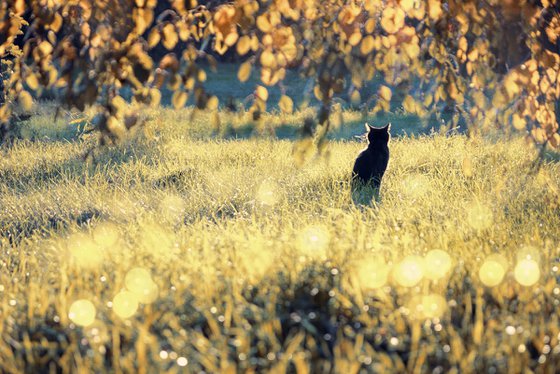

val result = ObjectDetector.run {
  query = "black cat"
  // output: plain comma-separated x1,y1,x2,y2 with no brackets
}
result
351,123,390,204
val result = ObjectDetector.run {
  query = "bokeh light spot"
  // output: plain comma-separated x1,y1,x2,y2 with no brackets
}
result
92,222,120,248
68,233,104,269
516,245,541,263
159,194,186,224
125,268,159,304
424,249,452,280
68,299,96,327
466,202,493,231
256,180,280,206
421,294,447,319
356,259,390,289
401,174,431,199
479,255,507,287
297,225,330,258
394,255,425,287
514,259,540,286
112,291,139,319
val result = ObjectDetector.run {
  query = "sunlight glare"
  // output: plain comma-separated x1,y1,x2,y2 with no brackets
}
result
68,299,96,327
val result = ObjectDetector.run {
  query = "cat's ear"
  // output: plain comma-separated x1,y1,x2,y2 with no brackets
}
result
365,123,374,132
383,123,391,132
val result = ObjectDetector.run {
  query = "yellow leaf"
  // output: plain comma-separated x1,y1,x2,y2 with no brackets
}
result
348,32,362,46
172,91,188,109
350,90,361,106
25,73,39,91
148,28,160,48
49,13,63,33
458,37,467,54
400,0,415,12
256,15,272,33
224,32,238,47
260,49,276,68
365,19,376,34
238,61,252,82
379,85,392,101
504,74,519,98
256,85,268,101
428,0,443,20
38,41,53,57
237,35,251,55
279,95,293,114
314,86,323,101
19,90,33,111
162,24,178,50
512,114,526,131
149,88,161,108
360,35,375,55
198,70,207,82
207,96,219,110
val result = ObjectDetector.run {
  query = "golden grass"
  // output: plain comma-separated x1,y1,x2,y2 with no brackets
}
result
1,107,560,373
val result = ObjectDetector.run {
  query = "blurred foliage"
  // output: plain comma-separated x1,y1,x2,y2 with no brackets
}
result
0,0,560,149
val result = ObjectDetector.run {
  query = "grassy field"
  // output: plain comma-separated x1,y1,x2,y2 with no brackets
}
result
1,105,560,373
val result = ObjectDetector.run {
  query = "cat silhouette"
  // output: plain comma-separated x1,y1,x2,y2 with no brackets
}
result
351,123,390,204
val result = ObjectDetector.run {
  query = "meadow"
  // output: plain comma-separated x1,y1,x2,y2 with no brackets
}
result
1,105,560,373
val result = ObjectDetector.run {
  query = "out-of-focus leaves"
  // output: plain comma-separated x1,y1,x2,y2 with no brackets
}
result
255,86,268,101
162,24,178,50
172,91,188,109
279,95,293,114
19,91,33,111
379,86,392,102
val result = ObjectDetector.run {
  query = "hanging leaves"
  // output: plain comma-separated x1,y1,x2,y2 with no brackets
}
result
0,0,559,151
172,91,188,109
238,61,252,82
279,95,293,114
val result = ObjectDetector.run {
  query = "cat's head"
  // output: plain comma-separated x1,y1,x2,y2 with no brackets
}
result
365,123,391,144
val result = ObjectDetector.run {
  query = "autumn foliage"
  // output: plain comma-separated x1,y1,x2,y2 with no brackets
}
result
1,0,559,148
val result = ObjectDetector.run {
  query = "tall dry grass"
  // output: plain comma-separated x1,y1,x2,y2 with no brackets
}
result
1,107,559,373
